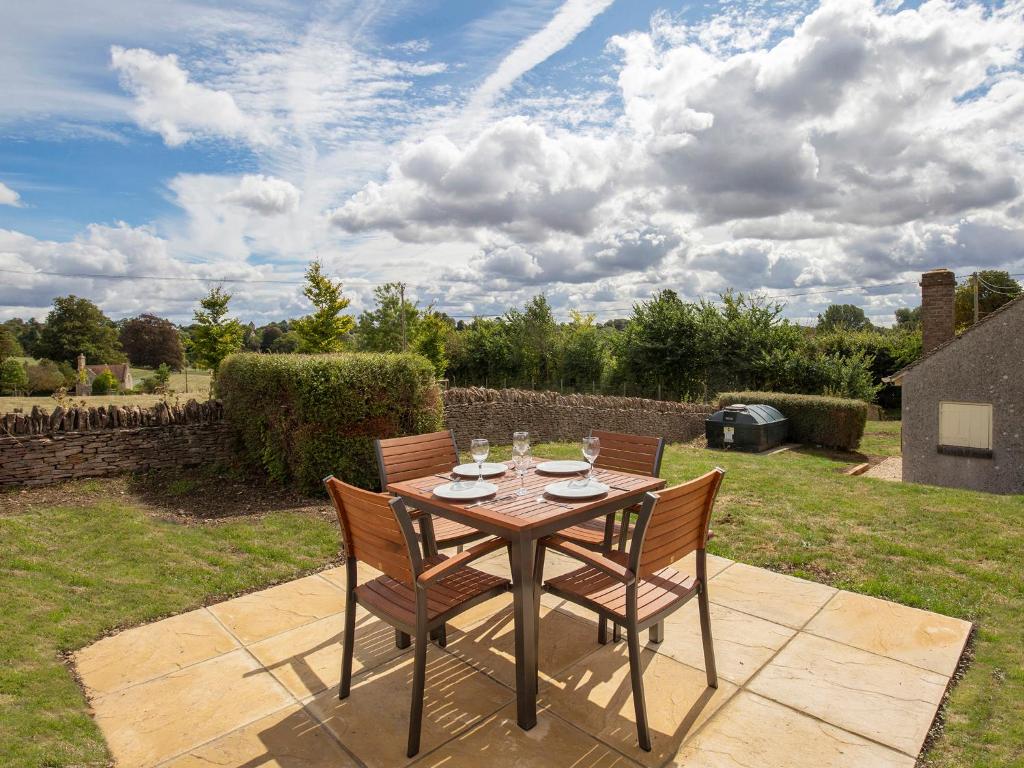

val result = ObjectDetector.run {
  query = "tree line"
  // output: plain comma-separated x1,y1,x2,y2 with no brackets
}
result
2,265,1020,403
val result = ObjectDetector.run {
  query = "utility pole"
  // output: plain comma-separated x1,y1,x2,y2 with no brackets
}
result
399,283,407,352
973,272,979,324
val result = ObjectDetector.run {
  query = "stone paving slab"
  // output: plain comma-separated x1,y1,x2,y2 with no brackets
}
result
75,555,971,767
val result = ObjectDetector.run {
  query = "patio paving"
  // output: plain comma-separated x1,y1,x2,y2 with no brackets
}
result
74,552,971,768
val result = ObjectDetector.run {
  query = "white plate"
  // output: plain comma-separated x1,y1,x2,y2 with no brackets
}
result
536,460,591,475
452,462,507,478
543,479,610,500
433,480,498,501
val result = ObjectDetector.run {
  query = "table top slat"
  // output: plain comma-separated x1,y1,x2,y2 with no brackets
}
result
389,459,665,534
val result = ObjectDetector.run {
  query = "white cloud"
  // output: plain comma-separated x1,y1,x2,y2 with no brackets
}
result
220,175,301,215
110,46,267,146
332,0,1024,315
469,0,615,111
0,182,23,207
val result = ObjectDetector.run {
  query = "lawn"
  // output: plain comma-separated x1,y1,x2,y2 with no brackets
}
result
0,366,212,413
2,431,1022,767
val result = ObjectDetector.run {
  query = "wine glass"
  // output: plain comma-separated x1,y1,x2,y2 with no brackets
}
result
470,438,490,486
582,435,601,483
512,431,530,496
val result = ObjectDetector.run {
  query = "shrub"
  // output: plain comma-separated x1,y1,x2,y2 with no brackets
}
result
90,370,119,395
25,359,65,394
718,390,867,451
218,352,443,493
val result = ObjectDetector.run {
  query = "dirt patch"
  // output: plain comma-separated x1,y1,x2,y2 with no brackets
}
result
863,456,902,481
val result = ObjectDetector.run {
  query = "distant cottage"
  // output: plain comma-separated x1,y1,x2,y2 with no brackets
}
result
75,353,133,395
887,269,1023,494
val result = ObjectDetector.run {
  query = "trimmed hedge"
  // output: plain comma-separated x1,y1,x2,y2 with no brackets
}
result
717,391,867,451
218,352,443,493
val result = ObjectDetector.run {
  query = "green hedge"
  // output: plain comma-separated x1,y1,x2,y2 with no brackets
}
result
718,391,867,451
218,352,443,493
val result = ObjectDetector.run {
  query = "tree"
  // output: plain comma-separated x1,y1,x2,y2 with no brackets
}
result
357,282,418,353
504,294,558,387
955,271,1022,329
894,306,921,331
292,260,356,352
2,318,43,357
260,325,284,351
816,303,872,331
119,314,186,370
189,287,245,373
560,311,605,389
25,360,65,394
412,310,453,377
35,295,124,365
0,326,23,361
0,358,28,395
269,331,301,353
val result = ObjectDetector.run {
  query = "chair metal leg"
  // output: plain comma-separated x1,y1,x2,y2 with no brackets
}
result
598,618,609,645
698,584,718,688
434,624,447,648
626,623,652,752
339,593,356,699
617,511,631,551
649,621,664,644
612,621,622,643
407,628,428,758
395,629,411,649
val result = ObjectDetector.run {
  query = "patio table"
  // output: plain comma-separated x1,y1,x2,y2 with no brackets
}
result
388,461,665,730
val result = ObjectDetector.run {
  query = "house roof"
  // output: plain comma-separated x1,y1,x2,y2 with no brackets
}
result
884,293,1024,384
86,364,130,382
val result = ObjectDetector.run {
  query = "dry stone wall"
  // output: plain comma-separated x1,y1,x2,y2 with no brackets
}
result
1,399,234,488
443,387,713,449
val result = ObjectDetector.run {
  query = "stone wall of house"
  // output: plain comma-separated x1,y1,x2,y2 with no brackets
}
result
0,400,235,488
443,387,713,449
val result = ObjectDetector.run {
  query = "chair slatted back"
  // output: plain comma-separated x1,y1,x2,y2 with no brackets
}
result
633,469,724,578
376,430,459,489
325,476,419,586
591,430,665,477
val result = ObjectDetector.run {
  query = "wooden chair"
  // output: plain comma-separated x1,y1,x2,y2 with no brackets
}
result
376,431,488,554
558,430,665,642
538,468,724,752
324,476,510,758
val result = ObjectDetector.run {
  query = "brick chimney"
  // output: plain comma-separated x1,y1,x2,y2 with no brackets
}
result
920,268,955,355
77,353,86,372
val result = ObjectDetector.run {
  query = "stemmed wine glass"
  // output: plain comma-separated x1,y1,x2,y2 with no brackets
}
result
582,435,601,484
512,431,530,496
470,438,490,486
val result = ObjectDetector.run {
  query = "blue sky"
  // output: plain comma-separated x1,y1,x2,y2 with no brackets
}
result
1,0,1022,325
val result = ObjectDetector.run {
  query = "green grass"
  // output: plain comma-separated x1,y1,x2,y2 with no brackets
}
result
859,419,903,457
0,491,339,767
3,430,1023,767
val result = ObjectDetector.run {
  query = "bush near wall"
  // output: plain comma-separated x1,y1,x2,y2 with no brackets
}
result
718,391,867,451
218,352,443,493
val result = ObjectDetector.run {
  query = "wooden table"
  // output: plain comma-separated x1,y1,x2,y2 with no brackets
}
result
388,462,665,730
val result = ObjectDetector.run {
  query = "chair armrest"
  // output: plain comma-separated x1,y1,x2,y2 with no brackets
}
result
541,535,635,585
417,537,507,586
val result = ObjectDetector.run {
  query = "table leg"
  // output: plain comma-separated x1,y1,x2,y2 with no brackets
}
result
508,536,539,730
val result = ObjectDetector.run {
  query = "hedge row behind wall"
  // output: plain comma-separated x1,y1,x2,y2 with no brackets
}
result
218,352,443,493
718,391,867,451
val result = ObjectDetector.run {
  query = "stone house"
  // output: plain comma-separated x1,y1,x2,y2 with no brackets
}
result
75,353,134,395
887,269,1023,494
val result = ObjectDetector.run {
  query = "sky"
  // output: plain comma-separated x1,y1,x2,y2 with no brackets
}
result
1,0,1023,327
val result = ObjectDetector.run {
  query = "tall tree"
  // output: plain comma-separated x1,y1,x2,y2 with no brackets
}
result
0,326,23,361
504,294,558,387
119,314,186,370
292,260,356,352
357,282,418,353
411,310,453,377
955,271,1022,329
894,306,921,331
560,310,605,388
816,303,872,331
35,295,124,365
189,287,245,373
